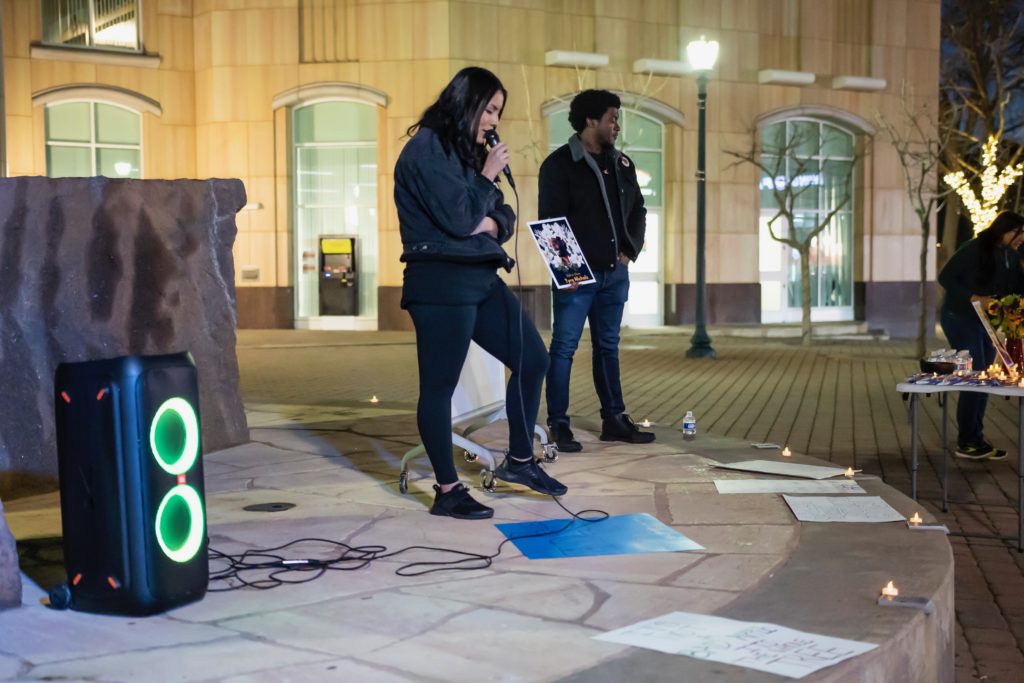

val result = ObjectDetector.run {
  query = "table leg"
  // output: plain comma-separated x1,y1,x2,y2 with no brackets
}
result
1018,397,1023,553
942,395,949,513
911,393,919,501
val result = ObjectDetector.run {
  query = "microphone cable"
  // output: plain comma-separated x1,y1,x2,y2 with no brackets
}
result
207,498,608,589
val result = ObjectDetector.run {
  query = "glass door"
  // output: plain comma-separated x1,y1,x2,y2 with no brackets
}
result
759,120,854,323
293,101,378,329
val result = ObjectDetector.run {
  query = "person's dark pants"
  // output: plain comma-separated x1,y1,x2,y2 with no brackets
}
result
546,263,630,428
407,281,548,486
940,308,996,446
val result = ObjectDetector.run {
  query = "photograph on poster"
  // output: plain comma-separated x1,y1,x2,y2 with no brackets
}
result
527,217,596,289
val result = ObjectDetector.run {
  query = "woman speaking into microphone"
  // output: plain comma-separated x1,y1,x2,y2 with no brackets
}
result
394,66,568,520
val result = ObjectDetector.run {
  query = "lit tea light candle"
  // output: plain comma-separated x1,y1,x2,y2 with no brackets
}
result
369,395,379,403
881,580,899,600
909,512,923,526
845,467,855,478
640,418,651,427
782,446,791,457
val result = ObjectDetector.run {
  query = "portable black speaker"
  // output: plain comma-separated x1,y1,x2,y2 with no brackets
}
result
53,352,208,615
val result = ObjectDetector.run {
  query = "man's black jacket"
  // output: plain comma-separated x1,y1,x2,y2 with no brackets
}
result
538,134,646,271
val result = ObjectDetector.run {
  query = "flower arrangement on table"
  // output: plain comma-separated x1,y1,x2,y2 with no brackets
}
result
985,294,1024,340
986,294,1024,370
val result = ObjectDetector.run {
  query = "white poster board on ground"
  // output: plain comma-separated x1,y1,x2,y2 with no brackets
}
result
594,611,877,679
714,479,866,495
713,460,848,480
450,342,506,422
782,495,905,523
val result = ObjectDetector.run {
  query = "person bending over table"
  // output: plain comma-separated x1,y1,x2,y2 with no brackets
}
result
938,211,1024,461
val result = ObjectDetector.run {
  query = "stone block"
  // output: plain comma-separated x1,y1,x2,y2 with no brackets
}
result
0,177,249,481
0,497,21,609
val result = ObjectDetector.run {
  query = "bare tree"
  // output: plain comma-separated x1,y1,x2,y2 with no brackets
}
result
727,128,865,346
876,84,954,357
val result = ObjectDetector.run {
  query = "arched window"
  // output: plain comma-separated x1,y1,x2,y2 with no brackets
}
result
292,100,378,323
758,119,856,323
547,107,665,327
45,101,142,178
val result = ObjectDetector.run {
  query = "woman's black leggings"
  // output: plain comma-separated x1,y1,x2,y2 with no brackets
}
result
407,280,549,486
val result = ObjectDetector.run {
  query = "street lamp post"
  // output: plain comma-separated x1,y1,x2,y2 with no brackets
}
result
685,36,718,359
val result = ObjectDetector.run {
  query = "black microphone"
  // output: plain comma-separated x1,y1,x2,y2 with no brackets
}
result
483,129,515,188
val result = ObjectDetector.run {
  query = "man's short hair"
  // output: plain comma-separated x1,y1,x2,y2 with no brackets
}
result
568,90,621,133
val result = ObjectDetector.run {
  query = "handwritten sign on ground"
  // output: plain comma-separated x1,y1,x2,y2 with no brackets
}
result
713,460,848,480
714,479,865,495
595,611,877,679
782,495,905,523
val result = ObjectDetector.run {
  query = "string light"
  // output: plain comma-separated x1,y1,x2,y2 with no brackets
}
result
943,136,1024,234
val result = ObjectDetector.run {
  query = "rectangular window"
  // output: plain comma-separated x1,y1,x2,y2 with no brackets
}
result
46,101,142,178
41,0,141,52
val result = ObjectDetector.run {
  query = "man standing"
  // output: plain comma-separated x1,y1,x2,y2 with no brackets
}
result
539,89,654,452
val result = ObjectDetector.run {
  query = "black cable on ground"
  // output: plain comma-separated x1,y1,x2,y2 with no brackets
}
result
208,497,608,590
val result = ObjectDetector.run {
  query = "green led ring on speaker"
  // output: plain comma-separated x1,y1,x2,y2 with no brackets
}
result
149,397,199,475
155,484,205,563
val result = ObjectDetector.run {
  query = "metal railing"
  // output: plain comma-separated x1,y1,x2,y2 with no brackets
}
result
41,0,140,51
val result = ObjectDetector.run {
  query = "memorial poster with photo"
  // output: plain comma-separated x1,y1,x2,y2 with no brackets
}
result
527,217,596,289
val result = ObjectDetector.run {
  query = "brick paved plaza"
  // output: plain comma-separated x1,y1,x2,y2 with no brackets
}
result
236,328,1024,683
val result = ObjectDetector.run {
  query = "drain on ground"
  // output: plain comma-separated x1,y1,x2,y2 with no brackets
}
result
243,502,296,512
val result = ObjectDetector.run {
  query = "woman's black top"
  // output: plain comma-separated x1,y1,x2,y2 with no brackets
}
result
939,238,1024,319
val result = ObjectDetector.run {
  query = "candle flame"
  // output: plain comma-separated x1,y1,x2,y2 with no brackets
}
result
782,446,791,457
845,467,855,477
909,512,923,525
370,395,379,403
882,580,899,598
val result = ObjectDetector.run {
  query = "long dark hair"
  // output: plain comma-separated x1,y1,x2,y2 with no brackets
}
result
976,211,1024,278
406,67,507,171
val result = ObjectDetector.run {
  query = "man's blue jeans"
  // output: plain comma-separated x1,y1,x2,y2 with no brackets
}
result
546,263,630,427
940,308,996,446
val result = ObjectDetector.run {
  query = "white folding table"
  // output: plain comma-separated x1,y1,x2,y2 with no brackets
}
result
897,381,1024,551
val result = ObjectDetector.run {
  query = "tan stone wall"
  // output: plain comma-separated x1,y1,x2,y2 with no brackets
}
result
2,0,942,311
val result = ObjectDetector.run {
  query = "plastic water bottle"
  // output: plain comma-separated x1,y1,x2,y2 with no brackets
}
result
682,411,697,439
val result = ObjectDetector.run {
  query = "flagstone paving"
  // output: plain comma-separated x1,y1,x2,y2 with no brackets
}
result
1,327,1018,681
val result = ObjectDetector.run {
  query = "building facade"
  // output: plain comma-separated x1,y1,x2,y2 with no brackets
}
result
1,0,940,335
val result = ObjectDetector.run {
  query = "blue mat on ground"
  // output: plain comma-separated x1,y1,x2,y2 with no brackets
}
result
495,512,704,560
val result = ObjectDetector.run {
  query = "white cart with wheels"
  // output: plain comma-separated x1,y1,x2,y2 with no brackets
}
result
399,342,557,494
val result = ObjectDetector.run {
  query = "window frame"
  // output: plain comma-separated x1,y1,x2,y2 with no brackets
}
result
45,99,144,179
40,0,143,53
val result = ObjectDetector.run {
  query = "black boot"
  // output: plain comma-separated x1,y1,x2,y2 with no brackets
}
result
430,483,494,520
495,455,568,496
600,413,656,444
549,423,582,453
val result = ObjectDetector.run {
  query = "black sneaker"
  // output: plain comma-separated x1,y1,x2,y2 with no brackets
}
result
600,413,656,444
494,456,568,496
955,442,998,461
549,423,582,453
429,483,494,520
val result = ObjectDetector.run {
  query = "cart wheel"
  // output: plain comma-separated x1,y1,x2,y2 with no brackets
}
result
481,469,496,492
463,451,479,463
543,445,559,463
48,583,71,610
398,470,409,494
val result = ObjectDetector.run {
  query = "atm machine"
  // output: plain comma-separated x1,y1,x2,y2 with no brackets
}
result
319,236,357,316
